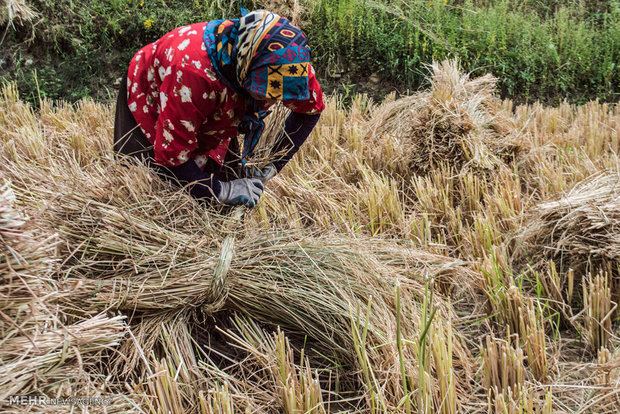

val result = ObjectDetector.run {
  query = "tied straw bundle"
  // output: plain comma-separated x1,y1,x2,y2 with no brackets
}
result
0,182,137,410
366,59,525,178
512,170,620,290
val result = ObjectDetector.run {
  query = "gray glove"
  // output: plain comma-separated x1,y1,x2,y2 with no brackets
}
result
246,163,278,183
217,178,264,208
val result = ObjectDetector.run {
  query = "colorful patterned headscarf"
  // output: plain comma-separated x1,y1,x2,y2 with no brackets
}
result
204,9,311,164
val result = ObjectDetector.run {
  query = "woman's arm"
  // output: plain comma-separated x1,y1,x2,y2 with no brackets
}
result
274,63,325,171
162,159,263,207
271,112,320,172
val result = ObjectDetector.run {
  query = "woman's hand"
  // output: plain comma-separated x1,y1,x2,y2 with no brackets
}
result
217,178,264,208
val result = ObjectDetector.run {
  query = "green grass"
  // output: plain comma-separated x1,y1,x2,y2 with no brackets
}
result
0,0,240,103
307,0,619,104
1,0,619,105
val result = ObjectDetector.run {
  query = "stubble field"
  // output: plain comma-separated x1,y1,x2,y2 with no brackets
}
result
0,60,618,413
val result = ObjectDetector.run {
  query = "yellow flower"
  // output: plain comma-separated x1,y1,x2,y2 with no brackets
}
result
144,18,154,28
139,0,144,6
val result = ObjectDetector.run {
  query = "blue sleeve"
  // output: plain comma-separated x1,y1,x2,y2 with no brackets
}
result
272,112,320,172
157,159,222,200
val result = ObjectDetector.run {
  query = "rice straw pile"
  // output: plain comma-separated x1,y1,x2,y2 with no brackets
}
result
1,55,619,411
366,59,525,177
0,182,137,411
0,80,479,412
39,165,477,406
512,170,620,282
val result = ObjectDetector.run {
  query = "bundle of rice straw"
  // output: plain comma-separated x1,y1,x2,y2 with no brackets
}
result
0,182,137,411
366,59,524,177
3,147,476,408
511,171,620,289
28,162,471,365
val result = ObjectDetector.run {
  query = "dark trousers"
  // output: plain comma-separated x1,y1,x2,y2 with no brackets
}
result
113,78,154,163
113,78,242,182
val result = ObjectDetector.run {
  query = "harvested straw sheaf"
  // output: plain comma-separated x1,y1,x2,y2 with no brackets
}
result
0,182,137,412
512,171,620,273
37,168,476,411
366,59,524,177
33,163,473,367
511,171,620,313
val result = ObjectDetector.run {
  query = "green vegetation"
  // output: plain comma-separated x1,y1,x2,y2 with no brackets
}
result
308,0,619,103
1,0,619,104
0,0,239,103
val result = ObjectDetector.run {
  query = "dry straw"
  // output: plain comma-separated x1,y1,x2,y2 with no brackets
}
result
366,59,524,178
1,0,38,27
0,79,476,411
583,270,616,351
1,52,619,411
0,182,137,411
512,170,620,307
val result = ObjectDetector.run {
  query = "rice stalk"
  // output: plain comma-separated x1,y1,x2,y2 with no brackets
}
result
582,270,616,351
395,281,412,414
519,300,550,382
350,298,387,412
274,329,326,414
199,383,238,414
217,315,326,413
489,385,553,414
430,312,456,414
481,334,526,400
